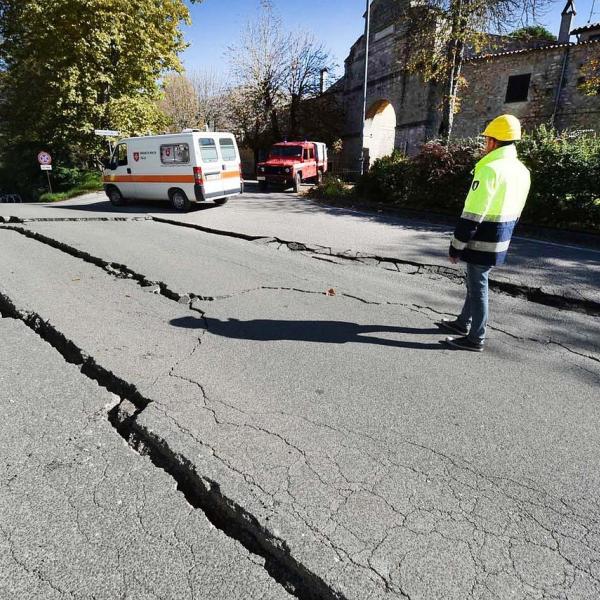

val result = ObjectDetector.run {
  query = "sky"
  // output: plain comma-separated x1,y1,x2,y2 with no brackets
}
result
181,0,599,77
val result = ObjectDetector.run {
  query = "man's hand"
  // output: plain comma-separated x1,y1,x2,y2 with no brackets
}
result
449,255,460,265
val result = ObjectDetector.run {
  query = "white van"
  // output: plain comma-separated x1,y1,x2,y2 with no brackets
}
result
103,131,243,211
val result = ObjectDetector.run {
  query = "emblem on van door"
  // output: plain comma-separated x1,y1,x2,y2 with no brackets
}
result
133,152,140,162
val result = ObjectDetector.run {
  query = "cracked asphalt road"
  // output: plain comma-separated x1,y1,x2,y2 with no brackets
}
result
1,198,599,599
1,188,599,307
0,319,293,600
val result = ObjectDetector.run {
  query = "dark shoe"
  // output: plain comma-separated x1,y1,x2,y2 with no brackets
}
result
443,336,484,352
437,319,469,336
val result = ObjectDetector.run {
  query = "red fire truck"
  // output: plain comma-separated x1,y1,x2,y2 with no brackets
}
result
257,141,328,192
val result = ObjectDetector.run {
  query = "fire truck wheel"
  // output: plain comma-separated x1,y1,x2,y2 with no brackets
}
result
170,189,190,212
293,173,302,193
107,186,125,207
214,197,229,206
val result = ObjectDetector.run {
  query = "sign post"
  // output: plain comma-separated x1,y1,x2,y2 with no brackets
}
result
37,151,53,194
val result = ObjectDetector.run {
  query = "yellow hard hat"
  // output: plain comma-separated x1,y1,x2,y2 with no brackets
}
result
482,114,522,141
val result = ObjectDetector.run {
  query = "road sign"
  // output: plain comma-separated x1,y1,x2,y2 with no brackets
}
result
37,151,52,165
94,129,120,137
40,164,52,171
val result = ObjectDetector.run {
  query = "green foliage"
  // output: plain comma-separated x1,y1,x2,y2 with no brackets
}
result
517,126,600,230
307,174,353,201
0,0,200,197
354,151,411,201
509,25,555,42
351,127,599,232
579,58,600,96
39,169,102,202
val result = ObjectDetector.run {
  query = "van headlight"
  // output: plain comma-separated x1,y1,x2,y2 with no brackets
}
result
285,168,291,173
259,166,265,172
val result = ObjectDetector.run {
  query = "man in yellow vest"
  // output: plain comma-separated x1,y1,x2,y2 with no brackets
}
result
439,114,531,352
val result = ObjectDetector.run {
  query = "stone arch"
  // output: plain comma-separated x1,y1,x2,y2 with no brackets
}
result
364,99,397,163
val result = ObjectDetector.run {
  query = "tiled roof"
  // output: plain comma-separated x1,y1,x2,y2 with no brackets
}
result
466,38,600,62
571,22,600,34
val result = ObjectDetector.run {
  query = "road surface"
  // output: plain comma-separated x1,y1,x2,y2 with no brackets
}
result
0,190,599,599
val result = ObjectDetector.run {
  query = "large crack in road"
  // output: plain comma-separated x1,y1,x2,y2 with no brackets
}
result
3,214,599,316
1,221,599,599
0,293,346,600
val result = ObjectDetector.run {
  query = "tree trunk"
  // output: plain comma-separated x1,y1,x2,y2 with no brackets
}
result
438,0,466,142
289,93,301,139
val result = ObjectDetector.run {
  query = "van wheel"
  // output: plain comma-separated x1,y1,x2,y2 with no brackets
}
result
108,186,125,207
214,197,229,206
293,173,302,193
170,189,190,212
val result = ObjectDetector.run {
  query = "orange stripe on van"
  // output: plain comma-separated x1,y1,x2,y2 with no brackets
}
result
222,171,241,179
103,175,196,184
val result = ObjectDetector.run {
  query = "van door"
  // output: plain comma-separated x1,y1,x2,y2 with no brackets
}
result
106,142,137,199
198,137,223,199
219,137,242,196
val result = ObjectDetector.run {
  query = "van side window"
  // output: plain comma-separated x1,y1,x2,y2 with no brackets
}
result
114,144,128,167
309,148,315,160
219,138,237,162
303,149,309,160
160,144,190,165
199,138,219,163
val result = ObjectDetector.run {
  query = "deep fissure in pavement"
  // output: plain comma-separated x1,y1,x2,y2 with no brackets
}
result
149,217,600,317
5,224,599,366
0,292,348,600
5,219,599,316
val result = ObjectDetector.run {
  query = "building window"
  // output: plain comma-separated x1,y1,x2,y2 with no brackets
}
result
505,74,531,103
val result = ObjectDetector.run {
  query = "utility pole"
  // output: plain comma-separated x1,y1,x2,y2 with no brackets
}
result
359,0,372,176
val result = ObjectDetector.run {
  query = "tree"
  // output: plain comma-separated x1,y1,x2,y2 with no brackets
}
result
509,24,555,41
189,69,229,131
159,73,202,132
405,0,554,141
226,2,334,154
227,5,288,145
579,59,600,96
285,31,334,138
0,0,201,193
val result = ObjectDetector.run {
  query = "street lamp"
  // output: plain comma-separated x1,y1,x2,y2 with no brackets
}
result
359,0,373,176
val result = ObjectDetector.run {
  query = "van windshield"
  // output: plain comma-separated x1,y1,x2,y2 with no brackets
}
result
270,146,303,158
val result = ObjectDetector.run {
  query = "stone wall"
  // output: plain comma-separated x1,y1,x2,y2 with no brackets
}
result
455,41,600,138
335,0,600,171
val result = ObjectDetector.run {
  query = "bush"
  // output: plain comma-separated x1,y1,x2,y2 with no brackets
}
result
404,139,480,214
354,150,410,202
307,174,354,201
518,126,600,230
39,169,103,202
353,127,600,232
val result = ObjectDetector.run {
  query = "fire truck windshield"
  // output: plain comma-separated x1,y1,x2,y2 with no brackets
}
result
270,146,303,158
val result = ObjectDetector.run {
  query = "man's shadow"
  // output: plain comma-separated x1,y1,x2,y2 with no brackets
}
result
170,316,444,350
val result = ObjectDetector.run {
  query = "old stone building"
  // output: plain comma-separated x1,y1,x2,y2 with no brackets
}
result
335,0,600,170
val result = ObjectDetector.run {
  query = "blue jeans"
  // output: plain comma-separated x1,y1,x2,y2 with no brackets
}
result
456,263,492,344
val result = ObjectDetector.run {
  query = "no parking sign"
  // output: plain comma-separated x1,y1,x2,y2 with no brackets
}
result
37,151,52,166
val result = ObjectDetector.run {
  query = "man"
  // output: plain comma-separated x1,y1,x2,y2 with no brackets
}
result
439,114,531,352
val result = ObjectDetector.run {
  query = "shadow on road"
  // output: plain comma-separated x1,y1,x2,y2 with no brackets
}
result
50,198,220,214
170,316,445,350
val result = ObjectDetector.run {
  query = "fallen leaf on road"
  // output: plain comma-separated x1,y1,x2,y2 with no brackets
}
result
326,288,336,296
